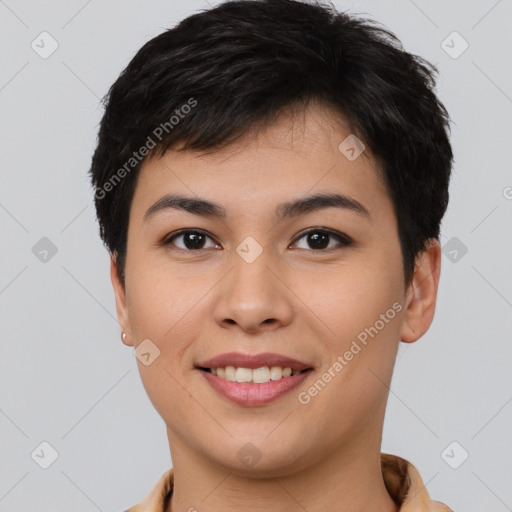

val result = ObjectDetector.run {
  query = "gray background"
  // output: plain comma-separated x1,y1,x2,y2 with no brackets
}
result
0,0,511,511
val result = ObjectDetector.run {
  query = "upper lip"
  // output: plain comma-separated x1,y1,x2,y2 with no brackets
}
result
195,352,313,372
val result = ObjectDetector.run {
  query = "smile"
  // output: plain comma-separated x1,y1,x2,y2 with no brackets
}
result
197,366,313,406
199,365,308,383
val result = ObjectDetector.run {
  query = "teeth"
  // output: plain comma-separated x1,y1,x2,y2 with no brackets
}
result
225,366,236,381
235,367,253,383
208,365,303,383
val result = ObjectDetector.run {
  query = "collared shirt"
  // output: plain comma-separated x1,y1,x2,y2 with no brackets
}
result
124,452,453,512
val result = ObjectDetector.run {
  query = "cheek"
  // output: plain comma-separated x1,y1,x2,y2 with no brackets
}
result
124,257,205,418
125,249,202,341
298,270,401,440
301,254,403,394
303,254,401,339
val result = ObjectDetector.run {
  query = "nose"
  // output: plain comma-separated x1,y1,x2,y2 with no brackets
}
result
212,248,294,334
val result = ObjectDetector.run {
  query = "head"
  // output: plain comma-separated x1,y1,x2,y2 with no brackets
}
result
89,0,452,474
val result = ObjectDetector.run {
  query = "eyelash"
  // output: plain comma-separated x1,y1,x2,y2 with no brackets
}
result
163,228,352,252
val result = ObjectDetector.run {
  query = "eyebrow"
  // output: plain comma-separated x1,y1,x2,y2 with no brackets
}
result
143,192,371,223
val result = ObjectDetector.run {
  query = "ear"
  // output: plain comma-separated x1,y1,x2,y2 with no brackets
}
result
110,252,133,347
400,238,442,344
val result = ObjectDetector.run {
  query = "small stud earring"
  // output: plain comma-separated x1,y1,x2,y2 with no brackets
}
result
121,331,127,341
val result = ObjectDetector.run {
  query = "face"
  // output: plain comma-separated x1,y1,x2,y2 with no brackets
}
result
112,102,440,475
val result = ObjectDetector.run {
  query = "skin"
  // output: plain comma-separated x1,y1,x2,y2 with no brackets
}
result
111,101,441,512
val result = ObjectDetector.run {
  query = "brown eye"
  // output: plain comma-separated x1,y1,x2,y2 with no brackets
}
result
165,230,219,251
292,229,352,251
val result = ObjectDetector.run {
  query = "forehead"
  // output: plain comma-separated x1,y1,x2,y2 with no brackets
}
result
132,102,391,222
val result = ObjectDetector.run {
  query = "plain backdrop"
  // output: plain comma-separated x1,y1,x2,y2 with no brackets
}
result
0,1,511,511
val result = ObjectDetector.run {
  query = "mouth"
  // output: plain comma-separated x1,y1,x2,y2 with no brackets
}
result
194,351,314,383
194,352,314,406
196,366,313,406
197,366,312,384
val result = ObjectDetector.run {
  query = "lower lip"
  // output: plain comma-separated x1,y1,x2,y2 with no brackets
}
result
197,369,312,406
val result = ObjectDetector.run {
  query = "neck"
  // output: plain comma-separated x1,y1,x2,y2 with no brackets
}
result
165,431,399,512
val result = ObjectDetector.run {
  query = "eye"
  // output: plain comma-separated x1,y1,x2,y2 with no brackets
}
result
291,228,352,251
163,227,352,252
163,229,220,251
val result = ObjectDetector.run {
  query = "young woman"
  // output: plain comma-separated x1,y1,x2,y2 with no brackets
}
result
89,1,454,510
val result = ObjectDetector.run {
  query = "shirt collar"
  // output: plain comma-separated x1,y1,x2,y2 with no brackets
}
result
125,453,452,512
380,453,452,511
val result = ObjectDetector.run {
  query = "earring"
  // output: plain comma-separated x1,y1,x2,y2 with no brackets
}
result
121,331,127,342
